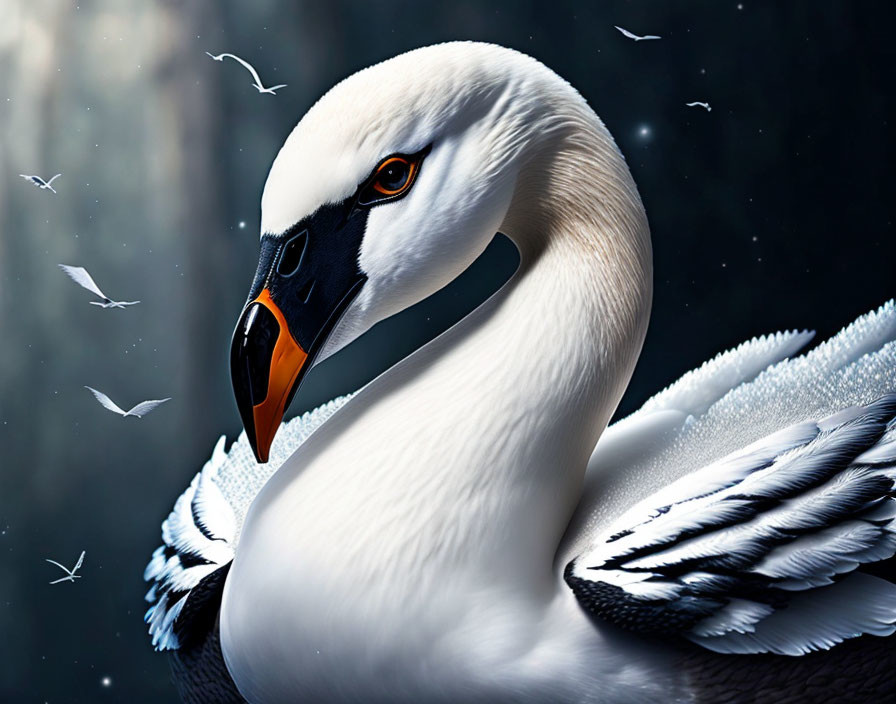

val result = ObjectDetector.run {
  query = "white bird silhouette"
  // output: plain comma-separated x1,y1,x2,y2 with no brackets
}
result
686,101,712,112
205,52,287,94
84,387,170,419
614,26,661,41
58,264,140,309
46,550,85,585
20,173,61,193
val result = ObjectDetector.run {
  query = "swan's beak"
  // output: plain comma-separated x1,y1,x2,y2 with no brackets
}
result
230,289,308,463
230,204,368,463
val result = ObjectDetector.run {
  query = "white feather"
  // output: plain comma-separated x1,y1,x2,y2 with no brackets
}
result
144,395,352,650
690,573,896,655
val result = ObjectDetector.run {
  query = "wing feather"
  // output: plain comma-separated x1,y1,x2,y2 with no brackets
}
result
126,398,171,417
564,301,896,564
84,386,126,415
566,395,896,655
217,52,264,87
59,264,108,301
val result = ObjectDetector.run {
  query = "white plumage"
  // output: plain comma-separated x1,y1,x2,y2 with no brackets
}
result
569,395,896,655
144,399,349,650
143,43,896,702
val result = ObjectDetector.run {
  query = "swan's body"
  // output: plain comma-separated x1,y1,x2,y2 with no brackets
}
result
144,43,896,703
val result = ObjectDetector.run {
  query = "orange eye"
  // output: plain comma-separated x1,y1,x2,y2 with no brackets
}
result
357,146,430,207
371,157,416,195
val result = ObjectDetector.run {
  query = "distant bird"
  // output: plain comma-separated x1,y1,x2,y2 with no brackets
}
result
20,173,61,193
46,550,85,585
686,101,712,112
614,26,661,41
84,387,170,419
58,264,140,309
205,52,287,94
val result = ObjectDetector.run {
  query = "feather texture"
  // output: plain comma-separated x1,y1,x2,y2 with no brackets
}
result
143,395,351,650
567,395,896,655
567,301,896,555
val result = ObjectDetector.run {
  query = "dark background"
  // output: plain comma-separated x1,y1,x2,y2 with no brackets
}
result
0,1,893,701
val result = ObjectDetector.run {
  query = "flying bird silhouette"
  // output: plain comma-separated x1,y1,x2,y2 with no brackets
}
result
46,550,85,585
686,101,712,111
84,387,170,419
58,264,140,309
205,52,287,94
614,26,661,41
20,173,61,193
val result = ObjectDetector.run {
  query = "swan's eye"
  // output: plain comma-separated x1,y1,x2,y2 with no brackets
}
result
374,158,411,194
357,147,429,206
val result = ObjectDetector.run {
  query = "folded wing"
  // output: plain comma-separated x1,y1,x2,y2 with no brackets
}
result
565,301,896,656
566,395,896,655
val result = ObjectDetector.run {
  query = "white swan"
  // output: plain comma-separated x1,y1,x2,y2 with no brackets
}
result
144,43,896,703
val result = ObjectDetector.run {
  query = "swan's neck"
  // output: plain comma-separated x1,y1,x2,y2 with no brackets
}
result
223,91,653,700
480,112,653,571
503,111,653,439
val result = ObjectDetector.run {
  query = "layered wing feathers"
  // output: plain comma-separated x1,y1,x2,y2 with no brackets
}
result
567,395,896,655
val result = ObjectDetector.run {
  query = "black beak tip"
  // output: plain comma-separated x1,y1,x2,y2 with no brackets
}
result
230,303,275,464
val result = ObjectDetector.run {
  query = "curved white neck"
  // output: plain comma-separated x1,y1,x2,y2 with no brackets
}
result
234,97,652,594
222,91,653,702
487,110,653,573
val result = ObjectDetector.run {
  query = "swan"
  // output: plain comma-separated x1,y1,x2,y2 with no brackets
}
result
144,43,896,703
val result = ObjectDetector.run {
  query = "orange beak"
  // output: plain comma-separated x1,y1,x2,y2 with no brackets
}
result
230,208,368,463
231,288,309,463
251,289,308,462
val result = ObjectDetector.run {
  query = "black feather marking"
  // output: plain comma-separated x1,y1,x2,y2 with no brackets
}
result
172,562,232,649
565,562,723,634
567,396,896,643
191,492,227,544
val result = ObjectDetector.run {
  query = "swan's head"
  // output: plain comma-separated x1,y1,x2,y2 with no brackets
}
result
230,42,631,462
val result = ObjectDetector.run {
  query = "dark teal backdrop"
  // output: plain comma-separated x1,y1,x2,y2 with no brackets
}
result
0,2,892,701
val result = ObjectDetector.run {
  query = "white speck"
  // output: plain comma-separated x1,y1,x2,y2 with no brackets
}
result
238,221,246,229
101,676,112,687
637,125,652,140
737,3,744,9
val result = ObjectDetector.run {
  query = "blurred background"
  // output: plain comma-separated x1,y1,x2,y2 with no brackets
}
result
0,1,893,701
